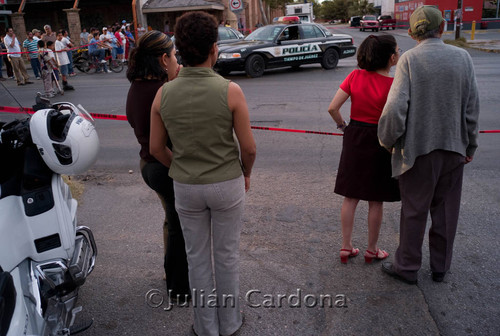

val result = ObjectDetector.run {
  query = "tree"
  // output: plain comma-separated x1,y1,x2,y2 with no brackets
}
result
258,0,269,25
350,0,376,16
321,0,350,21
266,0,288,9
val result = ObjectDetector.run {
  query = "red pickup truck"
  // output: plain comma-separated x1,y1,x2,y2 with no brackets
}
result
360,15,379,32
378,15,396,30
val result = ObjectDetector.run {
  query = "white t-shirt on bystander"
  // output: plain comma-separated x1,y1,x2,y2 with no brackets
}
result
55,40,69,65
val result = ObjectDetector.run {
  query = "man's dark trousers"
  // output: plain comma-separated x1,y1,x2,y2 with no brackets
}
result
393,150,465,282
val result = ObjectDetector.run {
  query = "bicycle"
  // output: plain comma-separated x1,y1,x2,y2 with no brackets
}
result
74,48,123,73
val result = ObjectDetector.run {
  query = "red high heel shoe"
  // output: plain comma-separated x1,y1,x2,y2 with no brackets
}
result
340,248,359,264
364,249,389,264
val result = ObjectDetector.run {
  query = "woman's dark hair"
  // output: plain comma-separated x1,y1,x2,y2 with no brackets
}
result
357,34,397,71
126,30,174,82
174,11,218,66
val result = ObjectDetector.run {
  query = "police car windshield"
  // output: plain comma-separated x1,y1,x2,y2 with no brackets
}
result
245,25,283,41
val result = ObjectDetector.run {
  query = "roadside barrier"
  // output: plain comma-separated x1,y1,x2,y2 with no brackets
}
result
1,106,498,135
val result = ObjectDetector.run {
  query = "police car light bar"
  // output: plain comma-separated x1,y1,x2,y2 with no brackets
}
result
274,16,301,24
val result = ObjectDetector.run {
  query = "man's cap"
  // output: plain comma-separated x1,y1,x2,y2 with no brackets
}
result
122,20,126,23
410,6,445,36
32,29,41,34
103,27,108,30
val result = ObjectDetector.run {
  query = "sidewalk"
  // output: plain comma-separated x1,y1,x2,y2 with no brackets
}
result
368,26,500,53
443,29,500,53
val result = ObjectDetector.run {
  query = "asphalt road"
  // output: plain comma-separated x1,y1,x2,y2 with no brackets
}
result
1,27,499,336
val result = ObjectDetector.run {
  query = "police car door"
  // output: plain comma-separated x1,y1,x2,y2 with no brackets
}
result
272,25,303,67
297,25,325,64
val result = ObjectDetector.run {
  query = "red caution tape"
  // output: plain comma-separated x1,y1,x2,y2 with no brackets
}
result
251,125,343,136
0,41,100,56
0,106,499,134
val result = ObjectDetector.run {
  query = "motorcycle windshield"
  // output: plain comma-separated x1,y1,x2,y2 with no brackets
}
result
76,104,95,125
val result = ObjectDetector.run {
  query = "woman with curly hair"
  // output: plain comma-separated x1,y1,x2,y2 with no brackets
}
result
125,30,189,300
150,12,256,336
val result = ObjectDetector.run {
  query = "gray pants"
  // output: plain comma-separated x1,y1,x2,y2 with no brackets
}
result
174,175,244,336
394,150,465,281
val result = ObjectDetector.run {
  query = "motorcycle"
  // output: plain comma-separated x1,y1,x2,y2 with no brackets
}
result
0,94,100,336
72,49,89,73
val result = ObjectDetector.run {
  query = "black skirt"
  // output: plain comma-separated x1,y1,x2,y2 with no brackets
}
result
334,120,400,202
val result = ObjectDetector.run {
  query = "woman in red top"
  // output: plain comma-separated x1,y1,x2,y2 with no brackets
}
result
328,35,401,264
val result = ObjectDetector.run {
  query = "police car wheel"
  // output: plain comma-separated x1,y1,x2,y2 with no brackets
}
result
321,48,339,70
245,54,265,78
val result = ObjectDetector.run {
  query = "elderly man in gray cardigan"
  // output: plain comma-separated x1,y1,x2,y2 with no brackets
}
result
377,6,480,284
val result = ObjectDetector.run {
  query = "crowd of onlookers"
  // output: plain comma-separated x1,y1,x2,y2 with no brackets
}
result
0,20,143,97
82,20,142,66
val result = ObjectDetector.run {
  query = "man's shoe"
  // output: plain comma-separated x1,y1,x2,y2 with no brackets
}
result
17,83,25,86
25,81,34,84
63,84,74,91
100,60,107,64
432,272,446,282
36,77,41,80
381,262,417,285
106,70,112,73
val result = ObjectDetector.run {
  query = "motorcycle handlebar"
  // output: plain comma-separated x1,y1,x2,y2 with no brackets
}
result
0,119,32,149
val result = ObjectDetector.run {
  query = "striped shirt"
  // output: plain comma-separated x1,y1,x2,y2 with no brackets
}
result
23,38,39,59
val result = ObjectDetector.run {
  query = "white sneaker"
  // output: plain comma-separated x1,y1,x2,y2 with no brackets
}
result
106,70,112,73
100,60,107,64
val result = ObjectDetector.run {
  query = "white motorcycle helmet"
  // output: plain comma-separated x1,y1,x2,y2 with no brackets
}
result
30,102,100,175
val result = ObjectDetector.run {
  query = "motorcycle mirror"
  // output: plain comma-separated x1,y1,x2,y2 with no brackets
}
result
33,92,52,112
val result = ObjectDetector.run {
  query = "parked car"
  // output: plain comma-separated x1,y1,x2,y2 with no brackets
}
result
349,16,361,27
215,20,357,78
360,15,379,32
217,26,245,45
172,27,244,65
378,15,396,30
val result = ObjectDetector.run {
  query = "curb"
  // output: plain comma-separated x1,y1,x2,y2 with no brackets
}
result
468,45,500,53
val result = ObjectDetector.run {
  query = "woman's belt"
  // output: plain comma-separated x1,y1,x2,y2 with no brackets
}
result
349,119,378,128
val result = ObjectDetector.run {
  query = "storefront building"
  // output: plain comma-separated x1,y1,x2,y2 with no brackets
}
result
394,0,500,29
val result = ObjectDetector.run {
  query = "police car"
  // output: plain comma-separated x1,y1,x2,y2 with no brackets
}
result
215,17,357,78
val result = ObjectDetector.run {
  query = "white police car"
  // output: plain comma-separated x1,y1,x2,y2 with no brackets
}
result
215,17,357,77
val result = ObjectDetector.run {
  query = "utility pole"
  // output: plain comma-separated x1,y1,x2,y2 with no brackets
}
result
455,0,462,40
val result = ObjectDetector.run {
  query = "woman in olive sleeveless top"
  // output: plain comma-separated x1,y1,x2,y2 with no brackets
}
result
150,12,256,336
